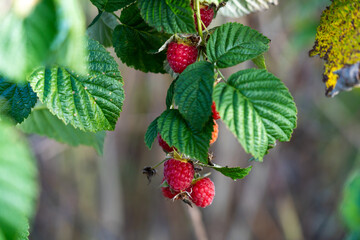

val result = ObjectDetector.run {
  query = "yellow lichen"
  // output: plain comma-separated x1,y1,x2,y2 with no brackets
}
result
310,0,360,96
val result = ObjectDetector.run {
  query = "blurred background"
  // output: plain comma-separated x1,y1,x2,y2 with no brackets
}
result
27,0,360,239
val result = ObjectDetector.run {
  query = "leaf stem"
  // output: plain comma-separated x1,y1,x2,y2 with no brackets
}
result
215,66,226,81
33,105,48,111
111,12,121,22
195,0,203,39
87,11,103,29
193,161,221,169
201,21,209,34
151,158,168,169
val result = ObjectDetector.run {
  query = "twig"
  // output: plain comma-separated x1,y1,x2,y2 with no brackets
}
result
186,206,209,240
194,0,203,39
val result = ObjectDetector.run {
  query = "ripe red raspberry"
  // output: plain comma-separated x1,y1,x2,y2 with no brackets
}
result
167,42,198,74
162,186,178,199
161,179,179,199
210,120,218,145
189,177,215,208
157,134,177,153
164,159,195,191
212,101,220,120
193,5,215,31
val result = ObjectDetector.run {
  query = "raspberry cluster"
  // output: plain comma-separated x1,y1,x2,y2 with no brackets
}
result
149,0,219,208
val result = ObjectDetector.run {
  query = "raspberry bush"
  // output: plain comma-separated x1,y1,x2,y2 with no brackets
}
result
143,0,296,207
0,0,298,238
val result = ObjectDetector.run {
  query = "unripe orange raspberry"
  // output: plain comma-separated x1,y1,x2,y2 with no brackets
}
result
210,120,218,145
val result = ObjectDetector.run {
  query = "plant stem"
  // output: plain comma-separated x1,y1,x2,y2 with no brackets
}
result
187,206,209,240
195,0,203,39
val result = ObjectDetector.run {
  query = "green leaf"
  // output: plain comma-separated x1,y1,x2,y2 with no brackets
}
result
213,69,297,160
0,0,86,81
0,119,38,240
207,22,270,68
87,12,119,48
252,54,267,70
19,108,106,155
228,69,297,143
211,165,252,180
0,0,56,81
157,109,213,163
174,62,215,130
341,171,360,232
213,82,268,159
166,79,177,109
0,76,37,124
90,0,136,12
113,4,170,73
29,38,124,132
52,0,87,74
144,117,159,149
138,0,196,34
15,220,30,240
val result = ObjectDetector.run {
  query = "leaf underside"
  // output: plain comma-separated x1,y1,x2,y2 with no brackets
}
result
219,0,279,18
87,12,119,48
19,108,106,155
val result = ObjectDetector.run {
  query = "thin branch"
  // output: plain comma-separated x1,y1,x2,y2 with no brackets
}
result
186,206,209,240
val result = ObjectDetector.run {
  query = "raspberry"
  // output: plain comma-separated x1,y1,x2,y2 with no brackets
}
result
157,134,177,153
210,120,218,145
167,42,198,74
189,177,215,208
193,5,215,31
164,159,195,191
212,101,220,120
161,179,179,199
162,186,178,199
